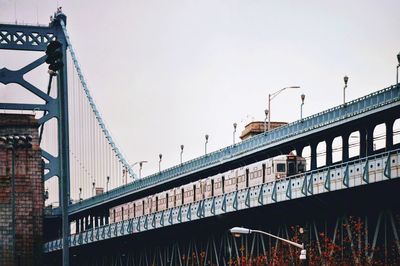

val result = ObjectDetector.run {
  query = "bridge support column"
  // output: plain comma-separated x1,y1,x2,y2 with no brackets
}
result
75,219,79,234
360,129,367,158
80,218,84,232
85,216,89,230
367,126,374,155
310,142,317,170
342,133,350,162
296,146,303,157
326,138,333,166
386,119,394,150
360,126,375,157
95,215,99,228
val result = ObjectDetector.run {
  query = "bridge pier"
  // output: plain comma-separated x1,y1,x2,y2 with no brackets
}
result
310,142,317,170
326,137,333,166
342,132,350,162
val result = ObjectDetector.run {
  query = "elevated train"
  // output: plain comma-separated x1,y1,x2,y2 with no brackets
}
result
110,154,306,223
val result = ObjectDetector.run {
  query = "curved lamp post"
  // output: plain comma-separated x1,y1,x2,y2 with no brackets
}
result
300,94,305,120
268,86,300,130
130,160,148,179
230,227,306,262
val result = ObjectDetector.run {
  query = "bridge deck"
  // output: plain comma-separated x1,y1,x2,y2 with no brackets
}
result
44,148,400,252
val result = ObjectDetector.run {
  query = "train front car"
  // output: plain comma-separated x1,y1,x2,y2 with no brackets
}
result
286,153,306,177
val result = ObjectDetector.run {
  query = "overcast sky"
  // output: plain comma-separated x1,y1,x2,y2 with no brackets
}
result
1,0,400,180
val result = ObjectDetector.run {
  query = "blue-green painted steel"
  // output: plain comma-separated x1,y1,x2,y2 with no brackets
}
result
258,185,264,205
343,164,349,187
301,175,307,196
324,168,331,191
384,155,391,178
363,160,369,184
307,173,314,195
44,149,400,252
245,189,251,207
232,191,238,210
61,84,400,216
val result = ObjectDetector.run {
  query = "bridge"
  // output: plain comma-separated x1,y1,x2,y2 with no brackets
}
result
1,10,400,266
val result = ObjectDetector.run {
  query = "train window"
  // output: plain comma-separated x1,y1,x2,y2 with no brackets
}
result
121,207,124,218
222,176,225,193
277,163,286,172
113,209,116,223
246,169,249,187
181,189,184,204
133,204,136,217
166,194,169,209
142,200,145,215
193,185,196,201
211,180,214,197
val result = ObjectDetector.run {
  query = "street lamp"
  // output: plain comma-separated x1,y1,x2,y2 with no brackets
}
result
264,109,269,133
268,86,300,131
397,52,400,84
0,135,32,266
343,76,349,104
230,227,306,262
130,161,148,179
180,145,184,164
300,94,305,120
106,176,110,192
159,154,162,172
205,134,209,155
233,123,237,145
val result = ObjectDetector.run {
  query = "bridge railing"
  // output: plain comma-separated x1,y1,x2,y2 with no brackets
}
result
44,148,400,252
65,84,399,214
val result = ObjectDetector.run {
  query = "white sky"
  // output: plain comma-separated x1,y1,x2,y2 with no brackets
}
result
1,0,400,179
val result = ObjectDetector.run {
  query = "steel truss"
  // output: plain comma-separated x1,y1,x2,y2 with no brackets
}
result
62,209,400,265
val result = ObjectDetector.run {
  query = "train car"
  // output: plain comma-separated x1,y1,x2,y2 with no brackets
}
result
134,198,144,218
144,196,153,215
166,188,176,209
212,174,224,196
224,170,237,193
195,179,207,201
204,177,214,198
151,195,158,213
128,202,135,219
157,191,168,212
113,205,123,223
182,182,196,204
122,203,129,221
248,161,264,187
236,167,247,190
175,186,184,207
109,206,116,223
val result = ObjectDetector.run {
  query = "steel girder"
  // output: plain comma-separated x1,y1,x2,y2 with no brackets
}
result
48,209,400,265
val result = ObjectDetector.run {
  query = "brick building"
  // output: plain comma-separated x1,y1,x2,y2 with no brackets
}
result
0,114,44,266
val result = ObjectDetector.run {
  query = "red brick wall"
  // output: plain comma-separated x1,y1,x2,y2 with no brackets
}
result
0,114,43,266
